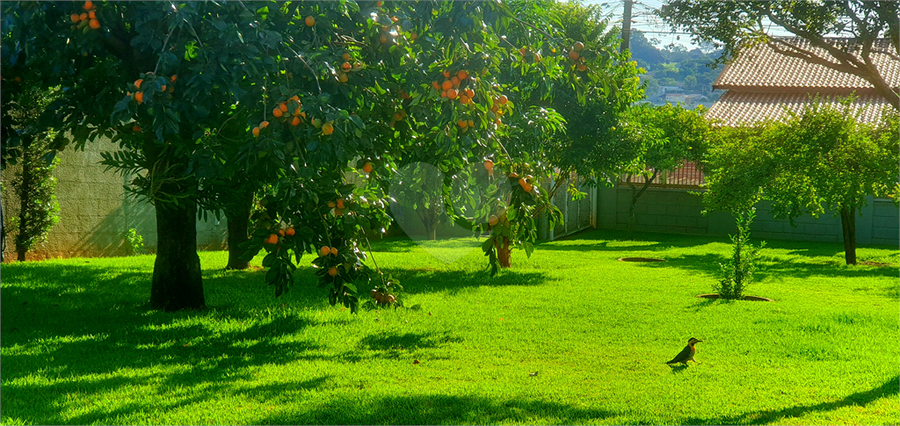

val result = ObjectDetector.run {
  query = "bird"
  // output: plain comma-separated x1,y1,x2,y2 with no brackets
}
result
666,337,703,365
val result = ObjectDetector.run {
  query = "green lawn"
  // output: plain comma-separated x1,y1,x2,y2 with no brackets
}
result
1,229,897,425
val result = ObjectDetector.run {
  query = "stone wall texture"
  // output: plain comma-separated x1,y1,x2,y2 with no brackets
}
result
2,138,227,261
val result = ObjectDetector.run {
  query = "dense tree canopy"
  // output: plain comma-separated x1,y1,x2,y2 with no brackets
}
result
2,0,639,311
702,99,899,265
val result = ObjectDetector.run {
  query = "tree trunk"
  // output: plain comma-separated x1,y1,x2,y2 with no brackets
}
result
496,237,511,268
839,204,857,265
627,170,658,240
15,142,32,262
224,188,254,270
150,199,205,311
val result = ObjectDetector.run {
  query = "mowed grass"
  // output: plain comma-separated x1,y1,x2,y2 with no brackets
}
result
1,229,897,425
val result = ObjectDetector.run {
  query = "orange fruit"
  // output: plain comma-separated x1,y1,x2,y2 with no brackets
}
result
447,88,458,100
379,34,388,44
336,199,345,209
330,247,338,255
519,178,533,192
84,0,94,10
574,41,585,52
286,227,295,236
171,75,177,83
71,13,81,22
305,16,315,27
266,234,279,245
252,127,260,137
341,61,352,71
409,32,418,40
489,215,499,226
442,70,451,78
322,122,334,135
457,70,468,80
327,201,336,208
457,119,467,128
89,10,96,19
260,120,269,129
577,63,587,72
440,90,447,98
291,116,301,126
393,112,403,121
134,79,143,89
320,246,330,257
273,107,283,118
441,80,453,91
451,76,460,86
338,72,348,83
362,162,374,173
328,267,338,277
465,88,475,98
278,229,285,237
160,84,166,92
279,102,288,112
342,52,351,61
376,0,383,6
80,12,88,21
459,95,470,104
467,119,474,128
483,159,494,171
133,125,142,132
568,50,579,60
334,208,343,216
432,81,440,90
134,92,144,104
498,94,508,105
509,172,519,179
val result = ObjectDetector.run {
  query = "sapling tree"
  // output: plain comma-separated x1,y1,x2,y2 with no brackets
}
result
716,208,765,299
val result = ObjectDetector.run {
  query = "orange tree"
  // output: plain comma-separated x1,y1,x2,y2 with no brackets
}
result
3,0,630,312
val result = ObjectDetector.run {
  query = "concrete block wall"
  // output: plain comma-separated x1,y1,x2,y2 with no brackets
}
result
598,186,899,246
2,138,228,261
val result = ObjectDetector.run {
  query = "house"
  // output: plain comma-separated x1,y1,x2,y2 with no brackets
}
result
706,37,899,125
600,37,898,245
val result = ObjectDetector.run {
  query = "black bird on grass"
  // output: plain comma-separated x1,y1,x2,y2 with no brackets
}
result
667,337,702,365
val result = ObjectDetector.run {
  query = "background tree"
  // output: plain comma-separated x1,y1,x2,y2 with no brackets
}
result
702,99,899,265
617,103,709,237
1,82,62,261
657,0,900,110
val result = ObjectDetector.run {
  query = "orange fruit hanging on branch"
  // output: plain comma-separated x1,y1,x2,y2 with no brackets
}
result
305,16,315,27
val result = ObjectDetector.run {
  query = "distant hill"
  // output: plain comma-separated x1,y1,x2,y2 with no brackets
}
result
628,31,724,108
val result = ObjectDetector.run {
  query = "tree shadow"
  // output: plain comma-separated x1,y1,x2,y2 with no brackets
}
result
1,261,330,424
683,375,899,425
253,394,629,425
382,268,551,295
648,252,899,283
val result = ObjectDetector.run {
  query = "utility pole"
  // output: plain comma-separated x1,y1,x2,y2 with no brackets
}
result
620,0,633,53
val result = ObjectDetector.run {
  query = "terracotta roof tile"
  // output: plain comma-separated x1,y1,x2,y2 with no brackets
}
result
712,37,900,91
706,91,892,126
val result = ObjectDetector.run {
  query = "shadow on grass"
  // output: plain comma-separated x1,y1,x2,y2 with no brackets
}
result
383,268,551,295
254,394,624,424
683,375,899,425
641,252,899,283
0,262,333,424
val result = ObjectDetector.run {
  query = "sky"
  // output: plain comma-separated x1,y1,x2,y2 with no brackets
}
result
586,0,701,50
586,0,797,52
